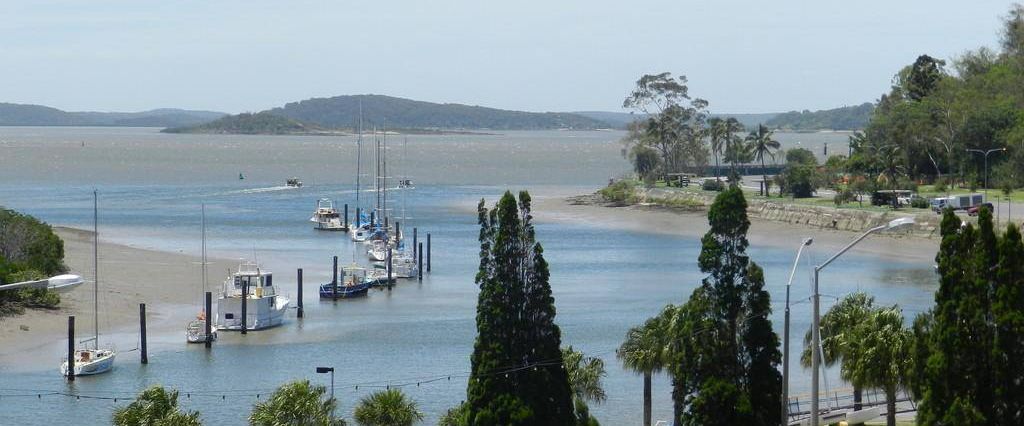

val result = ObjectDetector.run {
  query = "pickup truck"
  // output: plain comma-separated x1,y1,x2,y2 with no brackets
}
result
968,203,994,216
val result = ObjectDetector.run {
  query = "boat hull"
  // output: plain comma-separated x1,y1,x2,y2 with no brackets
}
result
319,283,370,299
60,350,115,376
215,295,289,331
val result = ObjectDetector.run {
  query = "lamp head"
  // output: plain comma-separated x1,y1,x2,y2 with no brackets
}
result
802,238,813,246
886,217,915,230
316,367,333,374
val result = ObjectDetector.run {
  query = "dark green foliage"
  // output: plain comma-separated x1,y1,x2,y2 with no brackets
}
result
668,186,781,426
906,55,946,101
438,402,469,426
467,192,574,426
0,209,65,316
629,144,662,182
785,148,817,166
764,103,874,131
781,165,818,198
248,380,344,426
269,94,606,130
910,197,930,209
746,125,780,196
164,112,314,135
597,180,638,205
701,179,724,192
623,73,710,175
353,389,422,426
993,224,1024,424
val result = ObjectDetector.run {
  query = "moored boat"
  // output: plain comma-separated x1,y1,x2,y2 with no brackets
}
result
215,261,290,331
311,198,347,231
320,264,370,299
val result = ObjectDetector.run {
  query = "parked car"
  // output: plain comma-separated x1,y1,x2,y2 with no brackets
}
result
968,202,994,216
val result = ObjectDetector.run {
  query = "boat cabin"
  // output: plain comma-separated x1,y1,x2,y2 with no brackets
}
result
222,262,277,299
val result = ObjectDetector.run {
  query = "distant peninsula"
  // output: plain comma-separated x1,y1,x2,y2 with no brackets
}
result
0,103,226,128
764,102,873,131
162,112,322,135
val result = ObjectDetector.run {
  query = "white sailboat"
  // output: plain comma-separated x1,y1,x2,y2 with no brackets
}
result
187,205,217,343
61,190,116,377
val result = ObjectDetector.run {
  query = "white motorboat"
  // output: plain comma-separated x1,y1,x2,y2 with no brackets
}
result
61,190,116,377
286,177,303,188
215,261,290,331
310,198,346,231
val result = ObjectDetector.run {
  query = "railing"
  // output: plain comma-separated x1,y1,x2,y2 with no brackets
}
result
787,388,916,423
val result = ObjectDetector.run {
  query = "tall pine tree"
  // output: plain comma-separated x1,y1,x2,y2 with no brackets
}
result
466,191,575,426
993,224,1024,424
670,185,781,426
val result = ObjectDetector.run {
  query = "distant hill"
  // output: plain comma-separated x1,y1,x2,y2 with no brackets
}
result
573,111,778,131
765,103,874,131
0,103,226,127
163,112,317,135
267,94,607,130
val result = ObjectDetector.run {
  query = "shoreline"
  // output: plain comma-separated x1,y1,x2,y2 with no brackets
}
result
532,194,940,265
0,227,235,371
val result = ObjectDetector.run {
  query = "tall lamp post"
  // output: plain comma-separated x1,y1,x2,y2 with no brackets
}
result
966,148,1006,196
316,366,335,400
810,217,915,426
782,237,813,425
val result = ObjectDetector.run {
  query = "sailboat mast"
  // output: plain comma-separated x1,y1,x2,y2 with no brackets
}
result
202,204,207,301
382,120,388,233
93,189,99,347
356,103,362,212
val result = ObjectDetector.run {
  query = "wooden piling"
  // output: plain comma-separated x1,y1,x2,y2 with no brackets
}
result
418,242,423,281
67,316,75,381
204,292,212,348
241,279,248,335
139,303,148,364
386,247,393,288
395,221,400,241
297,268,304,318
371,211,376,227
427,233,432,273
344,204,349,229
332,256,338,299
413,228,418,259
356,207,361,227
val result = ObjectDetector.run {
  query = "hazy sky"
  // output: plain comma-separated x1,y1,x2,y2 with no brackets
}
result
1,1,1015,114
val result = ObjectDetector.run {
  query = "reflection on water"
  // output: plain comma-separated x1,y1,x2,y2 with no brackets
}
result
0,127,921,425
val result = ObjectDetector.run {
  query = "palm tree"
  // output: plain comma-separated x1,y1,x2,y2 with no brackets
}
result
563,346,607,404
353,389,423,426
801,292,875,416
847,307,912,426
249,380,345,426
722,118,745,179
617,306,672,426
113,386,201,426
437,402,468,426
746,124,781,196
707,118,726,181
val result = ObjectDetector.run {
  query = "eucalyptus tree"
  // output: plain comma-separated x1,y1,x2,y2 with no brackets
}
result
623,72,709,176
745,124,781,196
113,386,201,426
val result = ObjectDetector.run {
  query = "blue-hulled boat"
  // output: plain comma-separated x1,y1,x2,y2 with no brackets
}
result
319,264,370,299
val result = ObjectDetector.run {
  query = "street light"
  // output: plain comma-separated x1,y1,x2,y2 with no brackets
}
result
965,148,1007,195
810,217,915,426
316,367,335,400
782,237,813,425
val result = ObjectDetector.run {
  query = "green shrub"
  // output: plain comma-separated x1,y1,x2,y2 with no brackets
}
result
911,197,930,209
702,179,725,192
933,178,948,193
833,189,856,206
598,180,639,204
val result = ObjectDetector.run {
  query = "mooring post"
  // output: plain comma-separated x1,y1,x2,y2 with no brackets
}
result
67,316,75,381
241,279,248,335
418,242,424,281
395,221,400,242
297,268,304,318
204,292,212,348
427,233,432,273
413,228,418,259
356,207,361,228
384,216,389,229
140,303,148,364
343,204,349,229
332,256,338,299
370,211,376,228
386,247,393,289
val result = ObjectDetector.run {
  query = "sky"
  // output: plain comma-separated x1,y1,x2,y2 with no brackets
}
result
0,1,1016,114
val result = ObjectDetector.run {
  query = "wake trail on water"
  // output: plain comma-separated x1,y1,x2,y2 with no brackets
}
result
223,185,298,195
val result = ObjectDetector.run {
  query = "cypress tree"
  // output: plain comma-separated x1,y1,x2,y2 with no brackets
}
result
993,224,1024,424
671,185,781,425
466,191,574,426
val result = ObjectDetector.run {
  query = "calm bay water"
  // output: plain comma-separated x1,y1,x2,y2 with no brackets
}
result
0,127,927,425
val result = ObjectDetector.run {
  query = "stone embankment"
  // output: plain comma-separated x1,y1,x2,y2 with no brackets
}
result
579,187,944,238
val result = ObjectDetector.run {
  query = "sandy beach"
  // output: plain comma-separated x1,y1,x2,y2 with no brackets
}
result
0,227,234,370
532,194,941,265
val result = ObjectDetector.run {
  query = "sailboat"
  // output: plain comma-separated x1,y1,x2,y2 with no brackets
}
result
61,190,116,377
187,205,217,343
350,107,373,242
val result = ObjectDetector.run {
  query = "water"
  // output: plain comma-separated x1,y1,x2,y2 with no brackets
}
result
0,127,926,425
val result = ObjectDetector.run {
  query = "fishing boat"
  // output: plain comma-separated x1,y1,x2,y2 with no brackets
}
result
187,205,217,344
61,191,116,377
286,177,303,188
215,261,290,331
310,198,346,231
319,264,370,299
